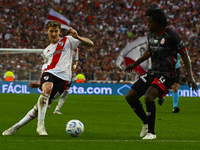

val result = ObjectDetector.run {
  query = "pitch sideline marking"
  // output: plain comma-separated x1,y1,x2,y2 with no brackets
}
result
1,139,200,143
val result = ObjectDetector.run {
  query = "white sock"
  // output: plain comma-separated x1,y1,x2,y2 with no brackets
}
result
13,105,38,130
37,94,50,127
55,90,68,111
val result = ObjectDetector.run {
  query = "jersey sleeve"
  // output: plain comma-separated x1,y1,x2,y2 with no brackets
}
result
67,36,82,50
171,32,186,53
73,48,79,61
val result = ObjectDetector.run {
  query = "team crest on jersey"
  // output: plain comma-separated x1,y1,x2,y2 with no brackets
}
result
59,42,64,46
44,76,49,80
154,40,158,43
160,38,165,44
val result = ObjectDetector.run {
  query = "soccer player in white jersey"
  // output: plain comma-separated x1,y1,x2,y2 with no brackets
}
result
46,32,79,114
52,48,79,114
32,49,78,115
2,20,94,136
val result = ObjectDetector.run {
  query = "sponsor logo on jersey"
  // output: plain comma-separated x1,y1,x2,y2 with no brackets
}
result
48,49,65,58
44,76,49,80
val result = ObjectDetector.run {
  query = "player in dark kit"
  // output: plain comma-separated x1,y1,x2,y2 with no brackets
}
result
125,9,198,139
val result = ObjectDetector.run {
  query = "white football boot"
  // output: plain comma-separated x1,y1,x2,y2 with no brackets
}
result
142,133,156,139
2,127,18,135
36,125,48,136
140,124,148,137
53,110,63,114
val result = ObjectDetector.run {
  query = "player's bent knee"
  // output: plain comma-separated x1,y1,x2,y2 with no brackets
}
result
125,93,138,103
125,93,132,103
144,94,154,103
43,87,52,95
125,89,140,103
125,95,129,102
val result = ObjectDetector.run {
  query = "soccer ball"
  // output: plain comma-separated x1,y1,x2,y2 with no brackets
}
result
66,119,84,137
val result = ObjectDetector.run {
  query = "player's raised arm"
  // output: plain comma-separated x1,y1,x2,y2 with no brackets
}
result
68,27,94,47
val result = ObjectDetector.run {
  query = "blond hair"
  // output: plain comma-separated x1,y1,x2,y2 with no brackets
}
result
46,20,61,30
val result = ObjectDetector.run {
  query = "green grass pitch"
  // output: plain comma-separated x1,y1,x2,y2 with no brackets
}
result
0,93,200,150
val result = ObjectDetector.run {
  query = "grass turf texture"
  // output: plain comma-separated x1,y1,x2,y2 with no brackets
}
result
0,94,200,150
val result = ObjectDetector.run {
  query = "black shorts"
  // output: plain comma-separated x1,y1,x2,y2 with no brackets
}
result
40,72,68,104
67,81,72,87
174,68,181,84
131,72,175,98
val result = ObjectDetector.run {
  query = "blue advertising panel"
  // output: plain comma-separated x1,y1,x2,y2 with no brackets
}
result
0,81,40,94
0,81,200,97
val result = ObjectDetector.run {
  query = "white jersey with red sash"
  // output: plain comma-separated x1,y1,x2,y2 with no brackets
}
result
42,36,81,81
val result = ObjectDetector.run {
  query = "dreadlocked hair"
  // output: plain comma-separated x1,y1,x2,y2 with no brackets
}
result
145,9,169,29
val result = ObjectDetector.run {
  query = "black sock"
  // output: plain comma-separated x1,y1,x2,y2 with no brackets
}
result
145,101,156,134
127,99,148,124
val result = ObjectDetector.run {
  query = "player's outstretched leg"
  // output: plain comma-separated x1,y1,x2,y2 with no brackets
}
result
2,105,38,135
53,90,68,114
36,94,50,136
125,89,148,137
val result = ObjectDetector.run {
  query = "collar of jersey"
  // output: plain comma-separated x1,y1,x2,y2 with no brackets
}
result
50,37,62,45
155,27,168,36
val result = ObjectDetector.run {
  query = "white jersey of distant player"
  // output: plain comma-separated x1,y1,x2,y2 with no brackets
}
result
42,36,81,81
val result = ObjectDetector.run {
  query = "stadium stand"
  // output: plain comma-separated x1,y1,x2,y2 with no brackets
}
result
0,0,200,83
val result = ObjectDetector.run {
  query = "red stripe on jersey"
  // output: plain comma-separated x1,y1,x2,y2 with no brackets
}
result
46,37,67,70
151,78,167,98
179,47,187,54
47,15,69,26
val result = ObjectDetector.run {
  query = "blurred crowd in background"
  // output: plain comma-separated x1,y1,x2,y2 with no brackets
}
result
0,0,200,84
